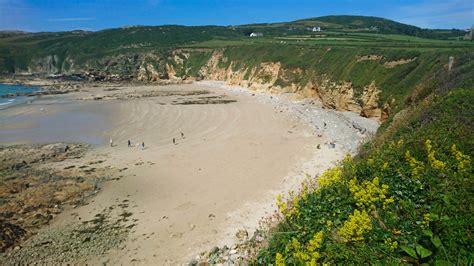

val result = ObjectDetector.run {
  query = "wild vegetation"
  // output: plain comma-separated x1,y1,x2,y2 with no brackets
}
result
255,62,473,264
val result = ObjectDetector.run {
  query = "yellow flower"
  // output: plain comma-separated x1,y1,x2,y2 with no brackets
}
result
421,213,431,229
317,167,343,190
338,209,372,242
307,231,324,252
275,253,285,266
384,237,398,252
276,194,288,216
285,232,324,264
426,140,446,170
349,177,393,210
291,195,301,218
451,144,471,172
405,150,425,179
326,220,333,229
392,229,401,235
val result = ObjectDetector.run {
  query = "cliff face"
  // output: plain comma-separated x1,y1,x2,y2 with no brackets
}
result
17,49,386,121
10,45,466,125
10,48,395,121
196,50,385,121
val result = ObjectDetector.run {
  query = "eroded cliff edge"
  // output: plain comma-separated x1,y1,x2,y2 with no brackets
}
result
4,45,465,122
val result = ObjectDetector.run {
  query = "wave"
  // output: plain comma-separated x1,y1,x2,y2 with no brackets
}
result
0,99,16,106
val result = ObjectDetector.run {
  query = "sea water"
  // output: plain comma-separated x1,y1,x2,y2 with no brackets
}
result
0,83,40,109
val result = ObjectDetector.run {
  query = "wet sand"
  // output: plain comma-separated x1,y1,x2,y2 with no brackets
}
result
1,81,378,264
0,96,115,145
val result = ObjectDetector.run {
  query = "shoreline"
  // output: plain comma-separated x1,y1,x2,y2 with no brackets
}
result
0,83,43,110
1,80,379,264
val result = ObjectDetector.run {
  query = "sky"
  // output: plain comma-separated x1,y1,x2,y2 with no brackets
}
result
0,0,473,32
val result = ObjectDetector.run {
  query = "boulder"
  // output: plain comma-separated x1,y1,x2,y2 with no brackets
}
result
42,143,68,154
0,220,26,252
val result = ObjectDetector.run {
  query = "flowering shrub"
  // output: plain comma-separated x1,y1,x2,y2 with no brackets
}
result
425,140,446,170
279,231,324,264
306,231,324,262
337,209,373,243
276,193,287,216
451,144,471,172
348,177,393,210
317,167,343,190
384,237,398,252
258,89,473,265
276,192,301,219
405,150,425,179
275,253,285,266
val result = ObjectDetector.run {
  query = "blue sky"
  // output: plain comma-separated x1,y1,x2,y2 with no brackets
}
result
1,0,473,32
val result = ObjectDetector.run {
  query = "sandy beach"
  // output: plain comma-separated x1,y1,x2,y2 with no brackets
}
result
1,81,378,264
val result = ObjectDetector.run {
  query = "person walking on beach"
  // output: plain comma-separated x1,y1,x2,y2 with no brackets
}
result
181,132,185,139
141,142,145,150
173,138,176,145
110,138,113,147
128,140,131,147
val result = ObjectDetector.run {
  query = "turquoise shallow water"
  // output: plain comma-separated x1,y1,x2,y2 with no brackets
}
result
0,84,40,109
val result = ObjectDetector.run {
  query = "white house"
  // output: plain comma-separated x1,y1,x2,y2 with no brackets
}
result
369,26,379,31
312,27,321,32
249,32,263,37
464,26,473,40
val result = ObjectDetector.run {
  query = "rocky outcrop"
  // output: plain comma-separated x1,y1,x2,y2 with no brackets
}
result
247,62,281,91
360,81,381,119
137,63,161,81
0,220,26,252
27,55,60,74
356,55,383,62
312,79,362,113
165,63,177,79
384,57,417,68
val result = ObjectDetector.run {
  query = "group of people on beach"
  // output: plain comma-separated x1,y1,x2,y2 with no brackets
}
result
110,138,145,150
173,132,185,145
109,132,185,149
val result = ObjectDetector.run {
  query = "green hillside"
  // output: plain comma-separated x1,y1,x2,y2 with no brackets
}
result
0,15,471,74
294,15,465,39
